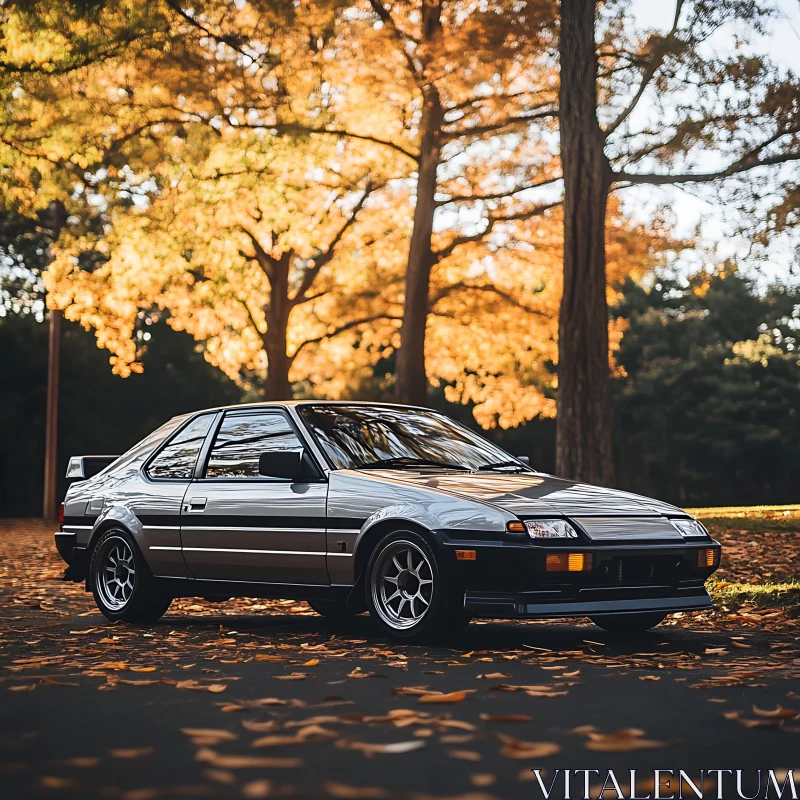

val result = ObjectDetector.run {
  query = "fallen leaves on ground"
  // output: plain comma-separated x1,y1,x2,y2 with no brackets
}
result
497,734,560,759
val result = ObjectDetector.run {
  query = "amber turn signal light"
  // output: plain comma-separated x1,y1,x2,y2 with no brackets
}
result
545,553,592,572
456,549,477,561
506,521,526,533
697,548,717,568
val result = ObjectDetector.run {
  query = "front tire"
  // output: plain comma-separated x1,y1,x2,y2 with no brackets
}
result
365,530,462,644
90,529,172,624
590,612,667,635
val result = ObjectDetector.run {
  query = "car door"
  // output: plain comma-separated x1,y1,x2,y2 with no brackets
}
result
180,408,329,585
135,413,219,578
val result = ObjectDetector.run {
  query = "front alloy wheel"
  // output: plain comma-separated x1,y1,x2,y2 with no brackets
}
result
366,530,465,643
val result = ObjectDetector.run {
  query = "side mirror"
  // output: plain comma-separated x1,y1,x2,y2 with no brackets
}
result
517,455,530,465
258,449,303,481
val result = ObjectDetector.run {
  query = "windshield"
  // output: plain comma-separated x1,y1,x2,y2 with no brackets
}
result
298,405,527,472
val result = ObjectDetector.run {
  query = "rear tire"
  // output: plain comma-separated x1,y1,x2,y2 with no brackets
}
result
90,529,172,624
590,612,667,635
365,529,461,644
307,599,355,619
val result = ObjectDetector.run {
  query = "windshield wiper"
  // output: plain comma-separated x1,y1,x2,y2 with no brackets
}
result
357,457,470,471
477,460,528,472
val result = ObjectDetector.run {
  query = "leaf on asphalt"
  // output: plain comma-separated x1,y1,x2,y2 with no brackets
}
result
255,654,286,662
285,715,346,728
242,720,280,733
752,705,799,719
392,686,431,697
479,714,532,723
418,690,475,704
130,667,157,673
275,673,308,681
497,735,560,759
109,748,154,759
584,728,667,752
738,718,784,728
470,774,496,788
52,757,100,768
448,750,481,761
476,672,512,680
336,739,426,757
295,725,339,741
195,748,302,768
301,659,320,667
324,782,389,798
250,735,305,748
242,780,273,798
9,684,36,691
175,679,227,693
203,769,236,785
180,728,238,746
704,647,728,655
639,676,661,681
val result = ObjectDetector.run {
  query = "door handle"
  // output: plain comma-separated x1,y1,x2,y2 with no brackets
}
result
184,497,207,512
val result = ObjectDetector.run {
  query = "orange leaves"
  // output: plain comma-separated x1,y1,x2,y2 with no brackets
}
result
497,735,561,759
418,690,475,704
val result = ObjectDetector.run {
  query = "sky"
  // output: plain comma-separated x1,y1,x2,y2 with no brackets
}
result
622,0,800,286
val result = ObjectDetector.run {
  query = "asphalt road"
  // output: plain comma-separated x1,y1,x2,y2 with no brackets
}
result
2,606,799,800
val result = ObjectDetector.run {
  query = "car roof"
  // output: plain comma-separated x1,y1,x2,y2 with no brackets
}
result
173,400,434,421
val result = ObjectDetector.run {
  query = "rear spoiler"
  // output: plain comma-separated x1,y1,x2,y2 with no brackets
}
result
66,455,119,480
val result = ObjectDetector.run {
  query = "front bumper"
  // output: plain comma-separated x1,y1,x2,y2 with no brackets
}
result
440,533,720,620
464,584,712,618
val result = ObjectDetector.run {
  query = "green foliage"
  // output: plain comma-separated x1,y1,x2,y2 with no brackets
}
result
612,265,800,506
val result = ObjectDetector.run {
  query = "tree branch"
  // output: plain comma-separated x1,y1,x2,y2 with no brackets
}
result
603,0,686,138
291,181,374,305
367,0,422,79
289,313,402,361
245,122,418,163
431,282,547,316
441,107,558,141
239,228,276,282
433,200,561,263
434,175,562,207
615,150,800,186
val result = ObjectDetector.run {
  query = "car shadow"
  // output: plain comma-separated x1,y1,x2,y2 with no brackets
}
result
152,610,740,658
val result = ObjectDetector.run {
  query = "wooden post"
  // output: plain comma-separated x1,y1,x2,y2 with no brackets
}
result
42,308,61,520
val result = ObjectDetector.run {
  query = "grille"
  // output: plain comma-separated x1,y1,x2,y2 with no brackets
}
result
573,516,683,542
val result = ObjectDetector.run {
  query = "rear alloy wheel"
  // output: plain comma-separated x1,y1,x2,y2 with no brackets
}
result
590,612,667,635
366,530,463,643
90,529,172,624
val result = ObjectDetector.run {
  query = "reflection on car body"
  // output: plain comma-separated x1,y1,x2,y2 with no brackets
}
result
55,402,720,642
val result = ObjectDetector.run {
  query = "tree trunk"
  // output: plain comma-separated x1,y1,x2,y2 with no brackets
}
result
43,200,66,520
395,0,442,407
262,253,292,401
395,86,442,406
555,0,614,485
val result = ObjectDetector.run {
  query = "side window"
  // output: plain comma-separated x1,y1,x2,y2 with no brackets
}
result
146,415,215,479
205,412,302,479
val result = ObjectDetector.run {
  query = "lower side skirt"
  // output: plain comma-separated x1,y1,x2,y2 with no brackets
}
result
464,585,712,618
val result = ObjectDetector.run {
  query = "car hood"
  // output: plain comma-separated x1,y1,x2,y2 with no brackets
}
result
367,469,685,518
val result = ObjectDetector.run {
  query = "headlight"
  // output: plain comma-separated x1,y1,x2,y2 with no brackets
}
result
524,519,579,539
672,519,708,538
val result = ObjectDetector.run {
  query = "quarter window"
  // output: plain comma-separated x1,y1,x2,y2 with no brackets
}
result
147,414,214,479
205,412,302,479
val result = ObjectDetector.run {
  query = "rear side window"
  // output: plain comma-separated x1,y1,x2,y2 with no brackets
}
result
146,415,215,479
205,412,301,479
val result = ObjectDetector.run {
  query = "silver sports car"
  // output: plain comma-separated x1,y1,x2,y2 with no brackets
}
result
55,402,720,642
